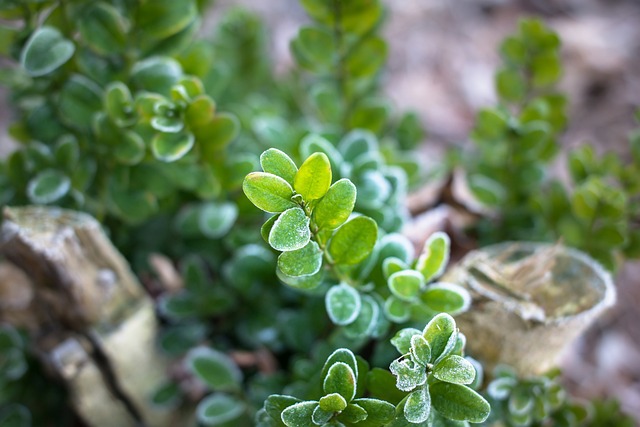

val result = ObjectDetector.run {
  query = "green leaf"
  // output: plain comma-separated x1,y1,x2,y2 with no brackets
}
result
151,131,194,162
384,296,411,323
429,382,490,423
487,377,516,400
318,393,348,413
58,74,103,131
196,113,240,155
388,270,424,302
496,68,526,102
313,178,357,230
78,2,127,55
20,26,75,77
432,355,476,385
150,382,182,409
343,295,380,338
198,201,238,238
115,131,145,165
158,324,206,356
389,357,426,392
474,109,509,140
185,95,215,127
422,313,457,363
338,403,368,424
243,172,297,213
311,406,333,425
531,52,562,87
281,401,318,427
390,328,422,355
278,241,322,277
27,169,70,204
261,214,278,244
410,335,431,366
325,283,362,325
405,387,431,423
186,347,242,392
352,398,395,424
324,362,357,401
138,0,197,39
290,26,335,72
328,216,378,265
277,265,323,290
264,395,302,422
383,257,409,279
421,283,471,316
321,348,359,381
269,207,311,251
260,148,298,186
197,393,244,426
346,36,387,78
294,152,332,202
416,232,450,282
299,134,343,178
131,57,183,95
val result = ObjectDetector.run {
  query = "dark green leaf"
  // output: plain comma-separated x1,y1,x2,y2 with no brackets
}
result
323,362,357,401
186,347,242,392
27,169,70,204
197,393,245,426
58,74,103,130
78,2,127,55
429,382,490,423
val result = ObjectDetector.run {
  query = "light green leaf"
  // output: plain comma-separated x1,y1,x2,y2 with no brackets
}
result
313,178,357,230
432,355,476,385
78,3,127,55
278,241,322,277
343,295,379,338
346,35,387,78
382,257,409,279
422,313,457,364
138,0,197,39
276,265,323,290
269,207,311,252
151,131,194,162
196,113,240,155
416,232,450,282
429,382,490,423
388,270,424,302
325,283,362,326
197,393,244,426
384,296,411,323
328,216,378,265
421,283,471,316
321,348,359,381
294,152,332,202
243,172,297,213
318,393,348,413
496,68,526,102
281,401,317,427
324,362,357,401
290,26,334,72
299,134,344,178
27,169,70,204
105,82,136,127
260,148,298,185
405,387,431,423
184,95,215,127
20,26,75,77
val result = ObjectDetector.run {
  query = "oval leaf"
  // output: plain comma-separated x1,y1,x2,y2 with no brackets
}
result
27,169,70,204
421,283,471,316
269,207,311,251
328,216,378,265
313,178,357,230
197,393,244,426
388,270,424,302
323,362,357,401
405,387,431,424
260,148,298,185
422,313,457,364
429,382,491,423
325,283,362,326
432,355,476,385
21,26,75,77
186,347,242,392
278,241,323,277
416,232,450,282
151,131,194,162
243,172,297,213
294,152,332,201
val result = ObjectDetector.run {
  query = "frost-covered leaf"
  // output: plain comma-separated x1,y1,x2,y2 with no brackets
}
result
197,393,244,426
313,179,357,230
429,382,491,423
278,241,322,277
328,216,377,265
423,313,457,363
390,328,422,355
389,358,426,392
243,172,297,213
432,355,476,385
281,401,317,427
421,283,471,316
186,347,242,392
416,232,450,282
388,270,424,301
318,393,348,413
323,362,357,401
269,207,311,251
410,335,431,366
405,387,431,423
326,283,362,326
260,148,298,185
27,169,70,204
